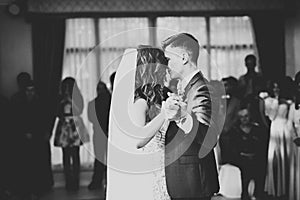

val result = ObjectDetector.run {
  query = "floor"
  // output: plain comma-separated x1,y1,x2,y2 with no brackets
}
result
40,171,104,200
41,188,103,200
38,171,283,200
40,171,232,200
40,189,231,200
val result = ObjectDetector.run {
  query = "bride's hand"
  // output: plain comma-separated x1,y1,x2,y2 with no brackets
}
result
165,93,188,119
162,96,181,121
165,93,181,110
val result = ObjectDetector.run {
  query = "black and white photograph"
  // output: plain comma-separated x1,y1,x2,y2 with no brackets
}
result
0,0,299,200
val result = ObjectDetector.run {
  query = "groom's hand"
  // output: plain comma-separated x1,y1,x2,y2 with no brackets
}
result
163,94,181,121
165,93,193,134
167,92,188,119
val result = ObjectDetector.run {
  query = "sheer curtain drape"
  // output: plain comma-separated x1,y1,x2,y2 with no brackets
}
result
51,18,97,167
98,18,149,88
52,18,149,168
210,17,257,79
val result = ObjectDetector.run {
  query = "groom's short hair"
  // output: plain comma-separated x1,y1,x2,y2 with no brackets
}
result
162,33,200,64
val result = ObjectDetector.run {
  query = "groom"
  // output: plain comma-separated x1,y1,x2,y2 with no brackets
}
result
162,33,219,200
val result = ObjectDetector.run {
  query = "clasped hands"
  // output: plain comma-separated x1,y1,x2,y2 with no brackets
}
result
162,92,187,121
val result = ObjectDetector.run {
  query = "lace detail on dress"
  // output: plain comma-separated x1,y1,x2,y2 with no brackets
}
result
142,121,171,200
135,84,171,200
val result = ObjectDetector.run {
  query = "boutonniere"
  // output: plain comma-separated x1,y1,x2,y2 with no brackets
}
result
221,94,230,99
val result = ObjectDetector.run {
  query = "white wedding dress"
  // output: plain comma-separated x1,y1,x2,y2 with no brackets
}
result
106,49,170,200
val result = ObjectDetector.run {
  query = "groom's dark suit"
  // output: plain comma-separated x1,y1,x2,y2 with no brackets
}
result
165,72,219,199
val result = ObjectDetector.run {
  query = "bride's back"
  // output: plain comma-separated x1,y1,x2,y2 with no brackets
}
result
106,47,171,200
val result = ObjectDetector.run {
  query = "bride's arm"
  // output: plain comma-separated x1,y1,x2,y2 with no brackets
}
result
129,98,167,149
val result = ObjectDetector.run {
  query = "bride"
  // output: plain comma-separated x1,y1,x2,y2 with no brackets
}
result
106,46,178,200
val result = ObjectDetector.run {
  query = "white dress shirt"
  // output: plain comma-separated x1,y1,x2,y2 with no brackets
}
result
176,70,200,134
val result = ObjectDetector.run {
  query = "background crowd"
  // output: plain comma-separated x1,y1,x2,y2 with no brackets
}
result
0,53,300,200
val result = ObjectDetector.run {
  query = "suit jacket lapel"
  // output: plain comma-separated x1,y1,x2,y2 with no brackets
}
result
183,72,204,99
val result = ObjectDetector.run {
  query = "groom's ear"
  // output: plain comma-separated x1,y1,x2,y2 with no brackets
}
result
182,52,189,65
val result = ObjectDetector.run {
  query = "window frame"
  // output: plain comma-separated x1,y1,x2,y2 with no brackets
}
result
64,15,257,80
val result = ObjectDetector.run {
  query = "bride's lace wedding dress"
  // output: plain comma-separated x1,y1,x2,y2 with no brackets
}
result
139,96,171,200
106,48,171,200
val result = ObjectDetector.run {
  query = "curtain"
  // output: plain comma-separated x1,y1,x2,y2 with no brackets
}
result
210,17,257,80
98,18,149,87
32,18,65,130
251,13,286,80
58,18,97,166
60,18,149,167
31,17,65,185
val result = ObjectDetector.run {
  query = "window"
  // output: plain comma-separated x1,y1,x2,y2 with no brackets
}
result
52,16,257,169
210,17,256,79
98,18,149,86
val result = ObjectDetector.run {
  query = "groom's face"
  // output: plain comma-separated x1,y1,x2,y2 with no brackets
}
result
164,46,184,79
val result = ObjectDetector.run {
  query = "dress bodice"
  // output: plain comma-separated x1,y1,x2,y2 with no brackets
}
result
134,84,170,151
265,97,278,121
265,97,288,121
277,104,288,120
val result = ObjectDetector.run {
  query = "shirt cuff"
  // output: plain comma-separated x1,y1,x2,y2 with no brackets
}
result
176,113,193,134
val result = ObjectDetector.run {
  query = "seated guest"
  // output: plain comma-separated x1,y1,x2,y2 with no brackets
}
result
229,106,264,200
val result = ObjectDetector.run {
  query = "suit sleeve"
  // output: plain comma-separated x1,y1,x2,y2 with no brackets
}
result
189,82,219,155
190,83,212,127
175,82,211,134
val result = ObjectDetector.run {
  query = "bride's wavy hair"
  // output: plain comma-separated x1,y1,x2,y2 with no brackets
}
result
135,45,168,91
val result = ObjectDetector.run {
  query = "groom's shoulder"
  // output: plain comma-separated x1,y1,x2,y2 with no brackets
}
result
192,72,209,88
189,74,213,99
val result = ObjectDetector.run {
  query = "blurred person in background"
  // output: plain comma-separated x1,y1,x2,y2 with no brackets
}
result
238,54,261,98
11,72,31,104
54,77,88,191
229,106,264,200
219,76,241,164
287,71,300,200
88,81,111,190
242,76,270,199
264,78,290,198
13,80,52,199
